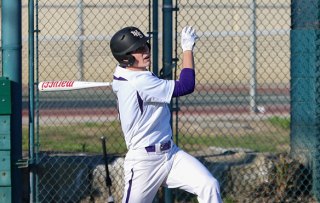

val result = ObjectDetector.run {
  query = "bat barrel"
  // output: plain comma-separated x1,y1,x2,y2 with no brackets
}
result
38,81,112,91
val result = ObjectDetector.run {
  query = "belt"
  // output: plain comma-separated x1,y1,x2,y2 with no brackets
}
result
145,140,172,153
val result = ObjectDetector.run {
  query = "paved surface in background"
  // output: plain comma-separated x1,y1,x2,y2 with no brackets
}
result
22,104,289,126
22,86,290,125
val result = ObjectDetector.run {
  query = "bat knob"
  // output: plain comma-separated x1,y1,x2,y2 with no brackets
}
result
107,196,114,203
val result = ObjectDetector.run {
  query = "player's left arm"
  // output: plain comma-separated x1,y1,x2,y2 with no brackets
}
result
172,26,198,97
133,26,197,101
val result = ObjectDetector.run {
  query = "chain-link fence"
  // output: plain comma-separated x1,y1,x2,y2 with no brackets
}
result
20,0,316,202
174,0,294,202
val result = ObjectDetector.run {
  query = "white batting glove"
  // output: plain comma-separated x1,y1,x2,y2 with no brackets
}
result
181,26,198,52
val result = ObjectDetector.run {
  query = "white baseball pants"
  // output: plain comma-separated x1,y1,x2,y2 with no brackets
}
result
122,144,222,203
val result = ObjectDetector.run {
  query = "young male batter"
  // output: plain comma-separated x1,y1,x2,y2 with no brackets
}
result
110,26,222,203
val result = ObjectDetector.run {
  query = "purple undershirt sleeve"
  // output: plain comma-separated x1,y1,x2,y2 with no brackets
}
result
172,68,195,97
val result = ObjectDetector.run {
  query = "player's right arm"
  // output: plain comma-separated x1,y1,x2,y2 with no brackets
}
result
172,26,198,97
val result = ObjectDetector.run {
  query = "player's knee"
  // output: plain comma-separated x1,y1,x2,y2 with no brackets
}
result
202,177,221,194
198,177,222,202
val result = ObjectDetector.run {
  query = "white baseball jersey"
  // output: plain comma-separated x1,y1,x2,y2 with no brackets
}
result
112,65,175,150
112,65,222,203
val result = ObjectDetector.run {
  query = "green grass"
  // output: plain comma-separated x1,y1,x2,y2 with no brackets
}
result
267,116,290,130
174,116,291,153
176,131,289,153
22,116,290,154
23,122,127,154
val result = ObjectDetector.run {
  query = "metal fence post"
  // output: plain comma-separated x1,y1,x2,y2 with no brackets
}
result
291,0,320,200
152,0,159,76
28,0,36,202
77,0,85,81
1,0,23,202
249,0,257,113
162,0,173,202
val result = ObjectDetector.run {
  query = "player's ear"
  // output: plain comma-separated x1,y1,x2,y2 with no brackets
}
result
125,54,137,67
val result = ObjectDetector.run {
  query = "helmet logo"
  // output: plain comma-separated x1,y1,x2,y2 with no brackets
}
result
131,30,144,38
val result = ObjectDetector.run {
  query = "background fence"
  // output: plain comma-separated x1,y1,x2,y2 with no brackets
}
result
14,0,316,202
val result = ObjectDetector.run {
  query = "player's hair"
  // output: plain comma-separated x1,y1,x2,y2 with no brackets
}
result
110,26,150,67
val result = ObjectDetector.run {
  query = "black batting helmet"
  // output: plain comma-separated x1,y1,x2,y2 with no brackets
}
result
110,26,150,67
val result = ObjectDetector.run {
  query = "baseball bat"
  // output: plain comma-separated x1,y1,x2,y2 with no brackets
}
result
101,136,115,203
38,80,112,92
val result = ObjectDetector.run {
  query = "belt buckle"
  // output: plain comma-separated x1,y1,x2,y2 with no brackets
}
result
155,143,161,154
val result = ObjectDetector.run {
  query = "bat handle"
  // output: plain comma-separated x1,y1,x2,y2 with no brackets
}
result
101,136,115,202
101,137,112,186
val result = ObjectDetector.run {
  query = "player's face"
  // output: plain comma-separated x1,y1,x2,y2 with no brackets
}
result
130,43,151,69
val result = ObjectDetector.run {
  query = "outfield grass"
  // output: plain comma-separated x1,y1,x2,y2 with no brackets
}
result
22,116,290,154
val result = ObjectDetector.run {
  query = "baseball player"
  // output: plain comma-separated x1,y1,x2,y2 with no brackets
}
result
110,26,222,203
